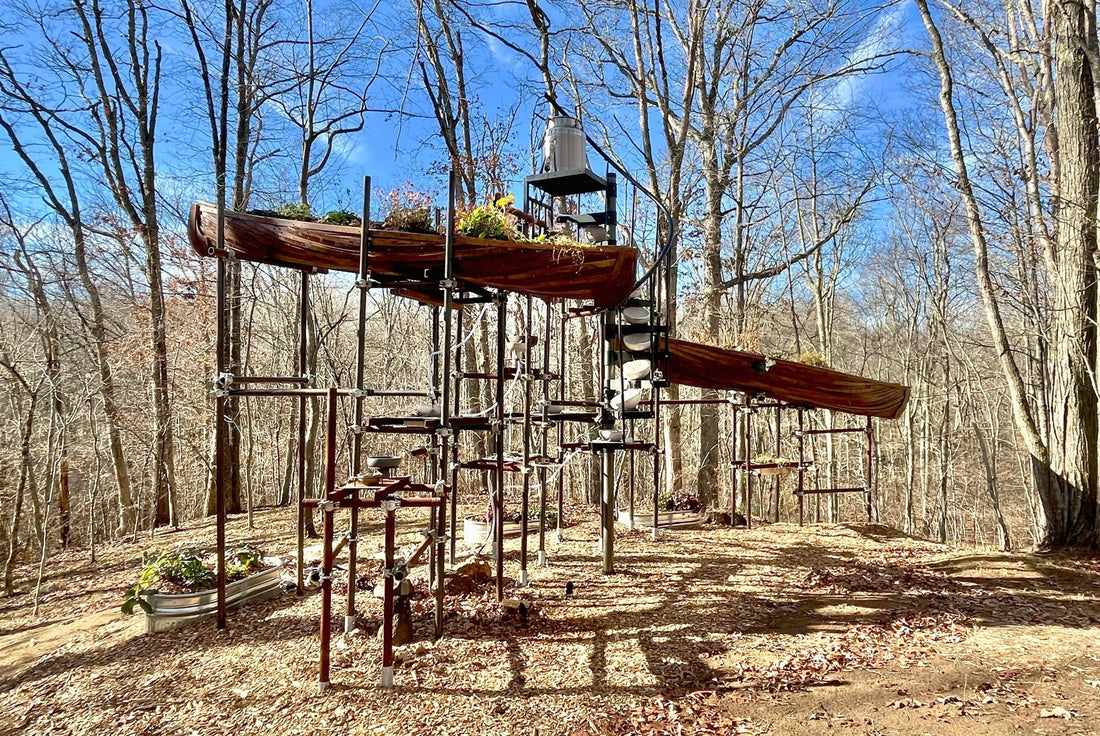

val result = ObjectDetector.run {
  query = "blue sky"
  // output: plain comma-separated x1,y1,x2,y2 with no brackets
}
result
0,0,931,229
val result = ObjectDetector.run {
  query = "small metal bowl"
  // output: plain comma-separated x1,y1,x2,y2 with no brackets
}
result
366,456,402,469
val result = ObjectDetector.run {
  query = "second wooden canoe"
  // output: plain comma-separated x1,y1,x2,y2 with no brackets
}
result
665,338,908,419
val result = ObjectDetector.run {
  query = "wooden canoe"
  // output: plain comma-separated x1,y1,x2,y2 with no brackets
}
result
665,338,909,419
188,203,636,308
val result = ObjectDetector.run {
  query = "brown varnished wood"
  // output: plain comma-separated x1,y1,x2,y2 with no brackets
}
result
665,338,909,419
189,203,636,308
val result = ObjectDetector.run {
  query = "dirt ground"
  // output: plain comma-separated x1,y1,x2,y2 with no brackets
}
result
2,506,1100,735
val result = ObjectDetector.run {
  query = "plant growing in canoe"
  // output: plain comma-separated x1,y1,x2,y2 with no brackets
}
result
275,202,313,220
797,351,829,367
321,209,360,226
382,183,437,233
458,194,518,240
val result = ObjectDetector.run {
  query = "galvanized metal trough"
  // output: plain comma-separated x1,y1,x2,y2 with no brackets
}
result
615,508,705,530
144,564,283,634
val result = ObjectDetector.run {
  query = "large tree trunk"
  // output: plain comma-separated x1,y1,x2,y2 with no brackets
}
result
1046,0,1099,546
918,0,1098,548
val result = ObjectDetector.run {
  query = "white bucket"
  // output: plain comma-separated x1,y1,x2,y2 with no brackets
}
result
542,116,588,172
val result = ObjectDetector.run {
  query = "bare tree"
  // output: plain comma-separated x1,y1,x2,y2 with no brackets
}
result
916,0,1098,547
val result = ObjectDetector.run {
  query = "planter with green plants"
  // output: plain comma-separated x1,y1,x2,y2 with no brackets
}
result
617,491,704,529
123,545,282,633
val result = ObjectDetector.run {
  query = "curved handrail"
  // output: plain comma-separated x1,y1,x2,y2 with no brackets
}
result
544,96,677,299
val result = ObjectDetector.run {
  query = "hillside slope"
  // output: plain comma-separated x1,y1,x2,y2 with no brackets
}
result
2,508,1099,735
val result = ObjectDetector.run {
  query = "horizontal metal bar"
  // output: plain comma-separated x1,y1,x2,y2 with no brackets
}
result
227,388,354,398
231,376,309,385
794,486,868,496
799,427,868,436
659,398,735,406
366,389,433,398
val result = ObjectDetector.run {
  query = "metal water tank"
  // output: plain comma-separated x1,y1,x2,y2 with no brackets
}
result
542,116,588,172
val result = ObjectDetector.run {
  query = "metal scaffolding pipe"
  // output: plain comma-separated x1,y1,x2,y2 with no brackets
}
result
346,175,371,635
296,272,310,594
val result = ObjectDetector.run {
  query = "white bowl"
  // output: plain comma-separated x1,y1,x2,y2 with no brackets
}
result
622,359,651,381
599,428,623,441
414,403,441,417
610,388,643,412
622,306,650,324
622,333,651,352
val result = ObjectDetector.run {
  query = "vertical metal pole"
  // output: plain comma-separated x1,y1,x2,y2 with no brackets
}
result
319,386,338,689
346,176,371,634
797,409,805,526
601,305,616,574
449,304,463,564
318,500,334,689
518,296,532,586
556,307,566,541
601,447,615,574
865,416,874,522
215,252,228,629
652,380,660,542
745,401,753,528
296,271,309,594
732,403,741,524
494,292,507,601
538,299,551,566
627,423,635,531
436,171,458,637
606,173,617,246
381,505,396,687
428,307,440,594
774,404,782,523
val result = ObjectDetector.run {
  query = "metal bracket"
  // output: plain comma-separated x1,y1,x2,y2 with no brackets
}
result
212,372,234,397
319,570,334,582
348,424,364,434
350,388,369,399
436,427,453,438
384,560,408,580
344,532,357,543
318,500,335,513
355,277,371,290
380,496,401,512
425,528,450,544
439,278,457,289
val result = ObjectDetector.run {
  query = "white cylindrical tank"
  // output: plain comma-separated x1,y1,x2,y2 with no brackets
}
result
542,116,588,171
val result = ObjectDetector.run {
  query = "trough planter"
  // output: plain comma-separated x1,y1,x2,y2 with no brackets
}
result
462,516,541,546
616,508,704,530
757,464,797,477
144,564,282,634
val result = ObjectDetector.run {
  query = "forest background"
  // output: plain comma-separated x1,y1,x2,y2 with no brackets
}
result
2,0,1094,594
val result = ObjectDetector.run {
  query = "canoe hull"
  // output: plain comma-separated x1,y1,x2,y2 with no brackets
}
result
666,339,908,419
188,203,635,308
